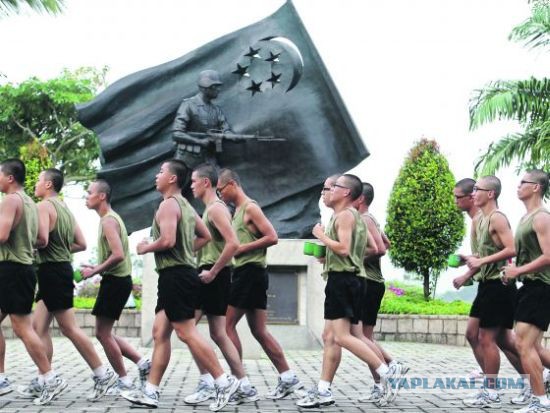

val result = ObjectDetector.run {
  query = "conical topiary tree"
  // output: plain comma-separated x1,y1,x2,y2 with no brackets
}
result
385,139,465,300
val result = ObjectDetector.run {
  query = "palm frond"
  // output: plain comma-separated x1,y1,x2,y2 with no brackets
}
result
510,3,550,51
474,129,549,176
0,0,64,16
469,77,550,130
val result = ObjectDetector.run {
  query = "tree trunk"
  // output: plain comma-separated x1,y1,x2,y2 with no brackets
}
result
423,272,430,301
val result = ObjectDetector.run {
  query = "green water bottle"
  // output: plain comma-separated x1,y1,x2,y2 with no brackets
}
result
73,269,83,282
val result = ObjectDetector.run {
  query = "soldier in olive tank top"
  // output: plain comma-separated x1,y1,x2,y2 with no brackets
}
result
461,176,524,407
125,160,239,411
306,174,399,409
182,165,251,404
352,182,409,405
15,169,118,401
84,180,149,400
501,170,550,407
0,159,67,404
216,168,304,400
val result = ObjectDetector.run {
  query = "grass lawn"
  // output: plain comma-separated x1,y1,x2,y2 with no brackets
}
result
380,282,471,315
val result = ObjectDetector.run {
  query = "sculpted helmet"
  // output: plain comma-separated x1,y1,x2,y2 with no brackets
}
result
198,70,223,88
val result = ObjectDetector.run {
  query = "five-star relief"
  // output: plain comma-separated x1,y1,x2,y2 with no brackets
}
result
266,72,282,88
244,46,261,59
246,80,263,96
265,51,281,63
232,63,250,78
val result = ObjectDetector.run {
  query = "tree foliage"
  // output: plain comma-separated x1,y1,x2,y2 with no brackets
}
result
470,2,550,175
385,139,465,300
0,0,64,16
0,67,107,183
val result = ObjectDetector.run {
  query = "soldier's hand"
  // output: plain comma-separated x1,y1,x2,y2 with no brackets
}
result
199,269,216,284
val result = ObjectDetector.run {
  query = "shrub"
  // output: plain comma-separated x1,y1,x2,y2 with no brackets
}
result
385,139,465,300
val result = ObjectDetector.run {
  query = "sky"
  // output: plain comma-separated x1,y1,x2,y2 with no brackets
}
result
1,0,548,294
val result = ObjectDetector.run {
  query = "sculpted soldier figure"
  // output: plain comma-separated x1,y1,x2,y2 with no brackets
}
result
172,70,232,188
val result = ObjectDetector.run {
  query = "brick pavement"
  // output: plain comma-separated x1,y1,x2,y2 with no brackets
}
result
0,338,530,412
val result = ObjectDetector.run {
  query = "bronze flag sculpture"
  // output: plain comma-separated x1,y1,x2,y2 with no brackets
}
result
77,1,369,238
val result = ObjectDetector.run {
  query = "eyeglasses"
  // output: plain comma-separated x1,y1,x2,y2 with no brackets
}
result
520,180,538,186
472,186,491,192
216,182,230,196
332,183,349,190
321,187,331,192
454,194,469,199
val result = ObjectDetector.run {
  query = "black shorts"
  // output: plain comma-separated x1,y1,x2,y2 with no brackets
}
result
92,274,132,321
196,265,231,316
515,279,550,331
0,262,36,315
324,272,364,325
362,280,385,326
36,262,74,312
155,265,200,322
469,279,517,329
229,264,269,310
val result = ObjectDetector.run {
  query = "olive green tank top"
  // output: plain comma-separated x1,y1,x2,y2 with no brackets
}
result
362,212,384,283
515,207,550,284
152,195,196,270
326,208,367,277
98,210,132,277
471,211,482,282
232,200,266,268
36,198,75,264
321,215,335,281
197,200,227,267
0,191,38,265
476,210,508,282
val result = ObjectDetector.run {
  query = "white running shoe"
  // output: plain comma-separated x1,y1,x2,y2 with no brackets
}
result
0,378,13,396
266,376,304,399
462,389,501,408
296,387,335,408
209,375,239,412
33,376,67,406
16,377,43,399
121,387,159,408
183,379,216,404
87,368,118,401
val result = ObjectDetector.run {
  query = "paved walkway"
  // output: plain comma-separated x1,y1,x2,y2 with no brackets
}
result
0,338,529,412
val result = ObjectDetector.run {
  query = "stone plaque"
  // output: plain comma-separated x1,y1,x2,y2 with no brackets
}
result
266,266,300,324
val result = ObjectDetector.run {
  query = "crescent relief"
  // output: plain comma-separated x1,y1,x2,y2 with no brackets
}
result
261,36,304,92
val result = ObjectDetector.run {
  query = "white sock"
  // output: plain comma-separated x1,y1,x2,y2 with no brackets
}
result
201,373,214,387
43,370,56,383
389,360,398,367
214,374,229,388
0,373,5,381
280,370,295,382
376,364,389,377
239,376,251,391
120,376,133,386
145,382,158,394
37,375,45,386
317,380,331,393
136,357,149,369
374,382,383,390
93,365,107,378
538,394,550,405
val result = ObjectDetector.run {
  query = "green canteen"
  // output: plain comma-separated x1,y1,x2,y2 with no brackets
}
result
313,244,327,258
447,254,461,268
73,269,83,282
303,241,315,256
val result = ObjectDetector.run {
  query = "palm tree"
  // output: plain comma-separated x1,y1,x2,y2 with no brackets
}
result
0,0,64,16
469,2,550,175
